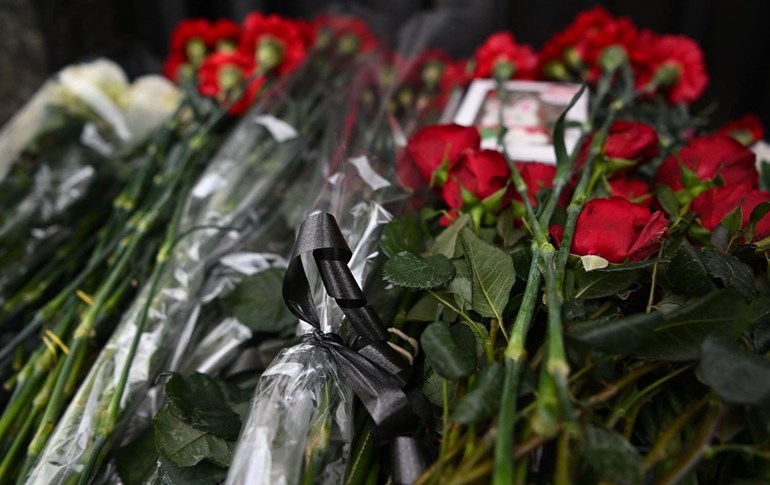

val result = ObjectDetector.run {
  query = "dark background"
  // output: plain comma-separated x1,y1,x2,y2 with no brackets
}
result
2,0,769,135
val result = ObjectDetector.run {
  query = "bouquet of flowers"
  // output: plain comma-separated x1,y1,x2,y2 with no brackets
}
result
376,7,770,485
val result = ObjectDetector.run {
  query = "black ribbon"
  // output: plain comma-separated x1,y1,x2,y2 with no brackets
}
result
283,212,417,431
282,212,432,482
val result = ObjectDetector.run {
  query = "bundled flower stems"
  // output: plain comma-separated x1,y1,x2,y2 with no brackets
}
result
1,5,769,485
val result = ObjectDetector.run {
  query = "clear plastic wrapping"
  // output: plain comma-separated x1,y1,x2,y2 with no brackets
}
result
26,93,310,483
227,179,396,485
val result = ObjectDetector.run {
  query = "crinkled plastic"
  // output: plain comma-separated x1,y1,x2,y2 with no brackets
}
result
227,182,396,485
26,94,310,483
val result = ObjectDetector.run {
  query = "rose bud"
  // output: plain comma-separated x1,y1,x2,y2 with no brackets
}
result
608,177,652,207
563,197,668,263
577,120,659,174
441,149,511,226
406,124,480,187
513,162,556,205
690,184,770,242
655,135,757,199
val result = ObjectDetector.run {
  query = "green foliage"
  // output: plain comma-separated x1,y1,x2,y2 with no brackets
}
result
383,252,455,289
420,321,476,380
459,227,515,319
222,267,297,334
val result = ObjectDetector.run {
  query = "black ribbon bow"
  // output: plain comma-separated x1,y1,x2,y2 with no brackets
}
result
282,212,431,483
283,212,421,432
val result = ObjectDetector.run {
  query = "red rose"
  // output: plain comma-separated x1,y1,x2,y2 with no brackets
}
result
568,197,668,263
240,13,310,75
718,114,765,146
311,14,377,54
514,162,556,205
655,135,757,191
197,52,263,115
472,32,538,80
604,120,660,164
442,149,511,210
539,7,637,82
575,120,659,173
691,184,770,240
631,32,708,105
406,124,480,184
609,177,652,206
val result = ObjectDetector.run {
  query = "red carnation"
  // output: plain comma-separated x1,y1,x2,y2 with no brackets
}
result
197,52,263,115
691,184,770,241
569,197,668,263
206,19,241,51
170,19,210,58
472,32,538,80
405,124,480,185
240,13,310,75
539,7,637,82
632,32,708,105
312,14,377,54
609,178,652,207
655,135,757,191
718,114,765,146
163,54,187,83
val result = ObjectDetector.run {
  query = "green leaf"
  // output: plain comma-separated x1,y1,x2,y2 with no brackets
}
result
115,428,160,485
711,204,742,251
698,334,770,405
421,321,476,379
698,251,757,299
570,290,752,360
655,184,680,219
383,252,455,289
154,406,234,468
432,213,471,258
637,290,752,361
554,83,587,171
422,365,457,408
745,201,770,243
156,456,228,485
666,241,716,295
569,312,663,355
164,373,244,440
574,261,654,299
223,267,296,334
452,363,504,424
460,227,515,319
405,294,441,322
380,215,423,258
580,425,643,485
751,294,770,326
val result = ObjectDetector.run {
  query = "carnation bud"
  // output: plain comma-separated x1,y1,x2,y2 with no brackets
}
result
564,46,582,70
544,60,570,81
397,87,414,108
185,38,207,66
421,60,444,90
492,60,515,81
256,36,285,73
216,65,243,94
315,29,333,49
598,46,627,73
652,63,681,88
337,33,360,55
216,40,237,54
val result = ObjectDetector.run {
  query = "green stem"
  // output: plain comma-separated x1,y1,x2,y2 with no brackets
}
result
494,243,541,485
656,397,724,485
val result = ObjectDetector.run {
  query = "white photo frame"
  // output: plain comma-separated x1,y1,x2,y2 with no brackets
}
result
453,79,588,164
